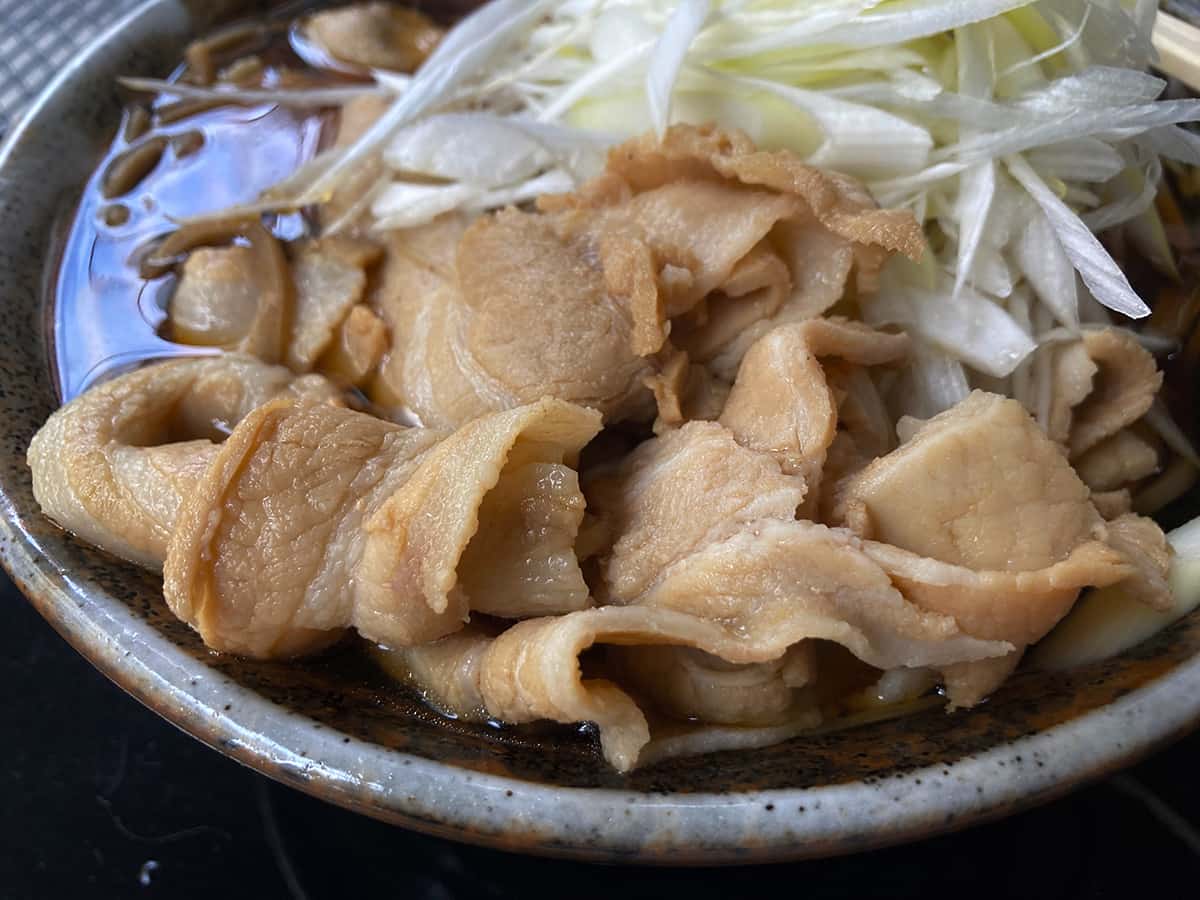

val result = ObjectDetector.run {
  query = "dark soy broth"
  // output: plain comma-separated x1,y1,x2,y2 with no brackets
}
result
54,103,324,400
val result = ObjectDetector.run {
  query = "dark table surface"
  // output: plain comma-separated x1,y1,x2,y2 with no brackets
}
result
5,568,1200,899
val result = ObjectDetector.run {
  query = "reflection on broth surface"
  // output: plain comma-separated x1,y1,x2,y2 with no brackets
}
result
55,99,326,399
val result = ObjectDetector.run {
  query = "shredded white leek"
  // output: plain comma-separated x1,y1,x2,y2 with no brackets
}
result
118,76,388,107
146,0,1200,417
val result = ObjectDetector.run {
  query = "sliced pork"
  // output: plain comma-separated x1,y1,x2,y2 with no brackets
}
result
718,319,908,500
838,391,1145,703
163,399,601,658
1046,328,1163,457
306,3,441,72
370,124,922,429
375,520,1007,772
28,357,340,569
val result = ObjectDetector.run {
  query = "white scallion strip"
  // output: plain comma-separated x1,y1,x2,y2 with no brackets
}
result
1142,125,1200,165
713,71,933,177
537,40,656,122
939,99,1200,165
1013,66,1167,113
818,0,1037,48
1082,153,1162,232
867,265,1036,377
892,342,972,421
996,3,1090,79
369,181,476,229
1012,208,1079,328
118,76,391,107
952,22,996,298
1005,153,1150,319
1030,517,1200,672
153,0,1200,389
694,0,883,59
300,0,556,206
1025,138,1125,183
646,0,711,136
383,113,609,184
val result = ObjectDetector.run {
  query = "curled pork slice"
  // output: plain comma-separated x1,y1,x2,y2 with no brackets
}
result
373,125,921,429
837,391,1136,703
306,2,441,72
1047,328,1163,457
1070,330,1163,459
1074,429,1161,492
588,321,906,601
377,522,1006,771
636,519,1010,672
718,319,908,496
28,356,339,569
643,346,730,432
318,304,388,387
603,125,922,259
169,247,261,347
163,398,601,658
1046,340,1097,444
166,228,381,374
1103,513,1173,612
585,420,805,603
158,219,291,365
602,125,923,377
859,541,1129,648
287,237,381,372
609,645,810,727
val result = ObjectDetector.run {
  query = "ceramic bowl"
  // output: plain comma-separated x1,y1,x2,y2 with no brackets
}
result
2,0,1199,865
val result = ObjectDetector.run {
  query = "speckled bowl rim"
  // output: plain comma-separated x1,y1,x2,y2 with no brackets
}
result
2,0,1200,865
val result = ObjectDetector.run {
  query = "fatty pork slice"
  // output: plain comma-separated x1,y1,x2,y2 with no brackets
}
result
163,398,601,658
374,619,820,777
377,521,1007,772
456,210,655,422
368,214,467,421
718,319,909,492
169,247,261,347
317,304,389,387
286,236,382,372
585,420,806,604
372,125,922,429
27,356,340,569
837,391,1135,704
1102,513,1173,613
601,124,924,379
586,321,907,602
371,209,653,429
635,520,1010,673
371,171,795,428
1073,429,1161,493
169,235,381,373
1047,328,1163,456
306,2,441,72
609,644,816,727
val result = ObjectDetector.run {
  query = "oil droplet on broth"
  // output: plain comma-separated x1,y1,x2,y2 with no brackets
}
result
53,102,326,401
